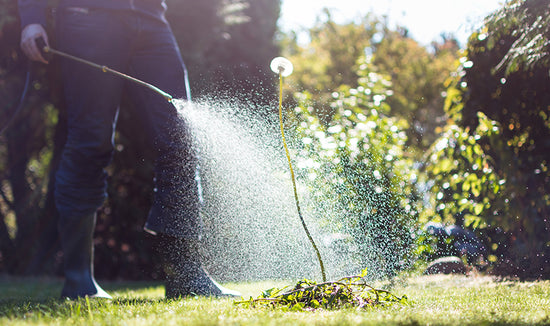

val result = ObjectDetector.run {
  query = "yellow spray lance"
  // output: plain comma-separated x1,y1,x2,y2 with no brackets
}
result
270,57,326,282
36,38,174,103
2,38,177,136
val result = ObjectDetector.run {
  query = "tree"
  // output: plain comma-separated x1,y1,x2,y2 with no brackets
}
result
284,11,379,123
426,0,550,278
0,0,63,275
282,12,459,156
484,0,550,74
372,30,459,152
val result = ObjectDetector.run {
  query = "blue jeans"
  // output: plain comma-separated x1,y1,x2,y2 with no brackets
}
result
54,7,201,239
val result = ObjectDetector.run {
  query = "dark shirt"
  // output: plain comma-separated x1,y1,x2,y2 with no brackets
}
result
18,0,167,28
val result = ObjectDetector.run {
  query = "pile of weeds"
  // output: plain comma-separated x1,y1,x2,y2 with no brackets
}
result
235,270,407,311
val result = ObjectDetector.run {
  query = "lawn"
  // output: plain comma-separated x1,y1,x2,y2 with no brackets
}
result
0,274,549,325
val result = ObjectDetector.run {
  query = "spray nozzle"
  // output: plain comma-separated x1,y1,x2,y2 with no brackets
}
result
35,37,53,61
270,57,293,77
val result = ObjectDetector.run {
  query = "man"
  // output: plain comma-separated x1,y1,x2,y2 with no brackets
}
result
18,0,240,299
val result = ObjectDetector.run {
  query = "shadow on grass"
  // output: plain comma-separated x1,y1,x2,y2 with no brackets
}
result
0,280,168,320
0,296,170,320
0,277,164,301
102,280,163,292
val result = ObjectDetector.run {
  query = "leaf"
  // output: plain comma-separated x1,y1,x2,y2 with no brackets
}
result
463,181,471,192
261,287,281,298
474,203,484,215
291,302,305,311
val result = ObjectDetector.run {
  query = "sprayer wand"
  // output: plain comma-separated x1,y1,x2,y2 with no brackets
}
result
37,38,173,103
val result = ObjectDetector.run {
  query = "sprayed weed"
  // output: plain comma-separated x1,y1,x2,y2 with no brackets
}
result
235,269,407,311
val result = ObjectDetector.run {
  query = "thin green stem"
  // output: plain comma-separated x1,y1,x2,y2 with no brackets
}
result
277,73,326,282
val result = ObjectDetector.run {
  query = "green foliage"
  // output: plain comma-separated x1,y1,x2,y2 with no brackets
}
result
0,0,17,33
427,0,550,277
484,0,550,74
372,31,460,152
293,57,418,278
426,113,505,229
282,12,460,157
235,270,408,311
0,0,62,274
284,12,382,122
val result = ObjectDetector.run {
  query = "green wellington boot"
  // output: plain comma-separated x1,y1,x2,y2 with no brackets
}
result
59,213,111,299
158,234,241,299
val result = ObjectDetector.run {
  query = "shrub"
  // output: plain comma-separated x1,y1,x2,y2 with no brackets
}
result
293,57,419,278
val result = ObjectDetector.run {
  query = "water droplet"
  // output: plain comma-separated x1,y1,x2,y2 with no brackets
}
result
477,33,488,41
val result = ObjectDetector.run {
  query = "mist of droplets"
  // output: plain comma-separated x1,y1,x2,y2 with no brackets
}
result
170,97,411,282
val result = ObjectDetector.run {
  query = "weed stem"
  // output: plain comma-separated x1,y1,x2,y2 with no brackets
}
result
277,73,326,282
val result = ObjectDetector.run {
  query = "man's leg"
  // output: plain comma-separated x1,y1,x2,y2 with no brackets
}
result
54,8,131,299
126,16,239,298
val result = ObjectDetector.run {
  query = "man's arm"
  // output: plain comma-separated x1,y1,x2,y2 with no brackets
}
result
18,0,50,63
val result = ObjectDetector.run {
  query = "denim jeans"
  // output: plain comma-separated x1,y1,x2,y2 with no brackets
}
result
54,7,202,239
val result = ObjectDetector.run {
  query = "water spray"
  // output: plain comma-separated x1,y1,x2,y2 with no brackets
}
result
270,57,326,282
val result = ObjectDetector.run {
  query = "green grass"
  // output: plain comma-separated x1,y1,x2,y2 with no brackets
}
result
0,274,549,325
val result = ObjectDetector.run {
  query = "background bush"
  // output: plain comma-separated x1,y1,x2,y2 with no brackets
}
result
293,57,419,278
425,0,550,278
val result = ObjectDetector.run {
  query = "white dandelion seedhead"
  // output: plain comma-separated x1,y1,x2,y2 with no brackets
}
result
270,57,294,77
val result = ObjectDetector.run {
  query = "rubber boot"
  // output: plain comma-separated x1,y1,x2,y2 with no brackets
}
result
157,234,241,299
59,213,111,299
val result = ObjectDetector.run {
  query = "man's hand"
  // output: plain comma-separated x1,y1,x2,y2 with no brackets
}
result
20,24,49,64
